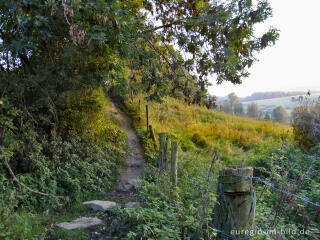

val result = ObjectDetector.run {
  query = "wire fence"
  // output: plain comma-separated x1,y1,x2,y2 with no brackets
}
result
217,174,320,208
179,168,320,208
177,166,320,240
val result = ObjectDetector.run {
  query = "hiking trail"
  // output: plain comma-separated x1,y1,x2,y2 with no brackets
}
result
111,102,144,193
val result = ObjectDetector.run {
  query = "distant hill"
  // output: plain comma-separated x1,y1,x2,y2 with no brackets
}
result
217,91,320,104
242,94,320,115
240,91,308,102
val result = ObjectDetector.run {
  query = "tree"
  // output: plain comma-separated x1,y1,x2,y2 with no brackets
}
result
151,0,279,86
234,102,244,115
205,95,217,109
223,92,241,114
223,99,232,113
247,103,259,118
272,106,289,123
264,113,272,121
1,0,279,105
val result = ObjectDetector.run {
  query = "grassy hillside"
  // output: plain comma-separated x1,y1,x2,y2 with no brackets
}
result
126,96,292,166
242,94,320,115
117,96,319,239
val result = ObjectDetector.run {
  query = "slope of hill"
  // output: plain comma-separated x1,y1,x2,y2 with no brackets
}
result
113,96,319,239
126,96,292,165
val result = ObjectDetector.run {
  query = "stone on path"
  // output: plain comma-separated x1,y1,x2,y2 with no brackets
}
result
56,217,102,230
83,200,117,211
124,202,140,208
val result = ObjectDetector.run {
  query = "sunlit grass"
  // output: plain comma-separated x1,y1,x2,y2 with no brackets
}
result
126,95,292,166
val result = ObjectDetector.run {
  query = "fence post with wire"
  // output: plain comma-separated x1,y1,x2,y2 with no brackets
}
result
170,141,178,186
158,132,169,171
214,166,256,240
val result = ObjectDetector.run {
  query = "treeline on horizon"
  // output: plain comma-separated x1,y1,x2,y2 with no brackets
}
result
218,91,319,104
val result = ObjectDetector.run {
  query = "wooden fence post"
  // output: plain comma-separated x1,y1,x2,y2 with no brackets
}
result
146,104,149,134
170,141,178,186
214,166,256,239
149,125,156,146
138,99,141,113
158,133,168,171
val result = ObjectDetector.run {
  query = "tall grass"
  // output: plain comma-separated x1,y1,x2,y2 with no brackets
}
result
126,95,292,165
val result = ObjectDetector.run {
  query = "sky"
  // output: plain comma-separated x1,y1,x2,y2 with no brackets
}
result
209,0,320,97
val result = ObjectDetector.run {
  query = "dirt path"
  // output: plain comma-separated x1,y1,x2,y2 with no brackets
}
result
110,102,144,192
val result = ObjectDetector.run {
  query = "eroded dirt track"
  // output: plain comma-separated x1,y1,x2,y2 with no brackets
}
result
111,102,144,192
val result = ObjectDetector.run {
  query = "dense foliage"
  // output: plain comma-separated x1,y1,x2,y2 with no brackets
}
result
248,144,320,239
293,103,320,149
222,92,244,115
0,0,287,239
0,89,127,239
272,105,289,123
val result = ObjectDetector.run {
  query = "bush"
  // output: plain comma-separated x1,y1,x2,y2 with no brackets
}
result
247,144,320,239
0,88,127,239
273,105,289,123
191,133,208,148
292,104,320,149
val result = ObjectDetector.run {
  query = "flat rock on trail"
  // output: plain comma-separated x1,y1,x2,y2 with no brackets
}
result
56,103,144,238
111,102,144,192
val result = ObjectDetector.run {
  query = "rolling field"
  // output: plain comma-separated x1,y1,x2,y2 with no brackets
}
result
242,94,320,115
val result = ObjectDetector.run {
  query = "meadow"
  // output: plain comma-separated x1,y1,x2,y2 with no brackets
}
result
242,94,320,115
126,95,292,166
120,96,319,239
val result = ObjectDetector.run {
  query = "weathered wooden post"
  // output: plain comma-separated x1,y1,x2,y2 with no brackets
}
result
146,104,149,134
138,99,141,113
158,133,168,171
137,99,141,121
149,125,156,146
214,166,256,239
170,141,178,186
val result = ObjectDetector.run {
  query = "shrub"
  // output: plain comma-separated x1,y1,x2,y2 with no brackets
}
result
0,89,127,239
191,133,208,147
272,105,289,123
292,104,320,149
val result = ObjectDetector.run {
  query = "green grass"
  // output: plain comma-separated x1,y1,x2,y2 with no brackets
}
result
121,95,319,239
126,95,292,167
0,201,94,240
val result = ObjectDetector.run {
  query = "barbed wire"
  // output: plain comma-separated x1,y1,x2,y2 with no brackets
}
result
177,167,319,239
177,168,244,240
179,167,319,209
210,222,251,240
218,174,320,208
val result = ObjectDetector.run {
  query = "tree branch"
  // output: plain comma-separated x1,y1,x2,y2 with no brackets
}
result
0,145,61,198
145,17,195,33
3,158,62,198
